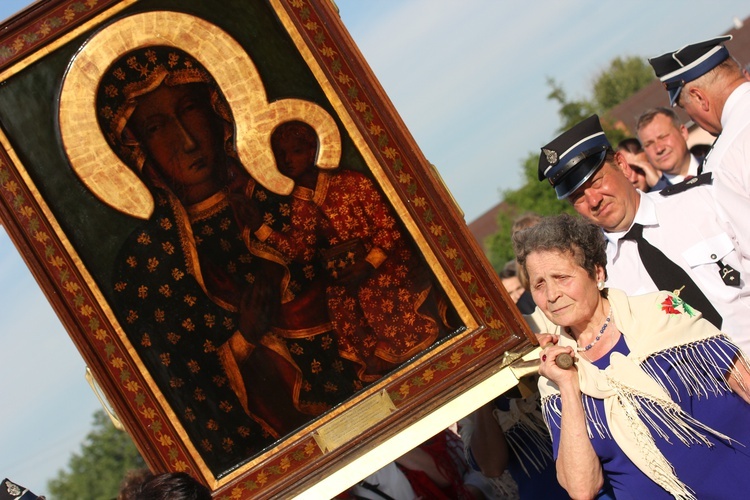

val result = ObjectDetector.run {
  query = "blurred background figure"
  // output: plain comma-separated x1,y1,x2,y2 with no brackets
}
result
499,260,536,314
511,213,541,237
636,107,699,184
463,389,570,500
117,470,211,500
345,428,488,499
510,213,541,287
616,138,667,192
689,143,713,165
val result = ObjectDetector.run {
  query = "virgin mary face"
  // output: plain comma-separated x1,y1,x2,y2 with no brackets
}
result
128,82,224,203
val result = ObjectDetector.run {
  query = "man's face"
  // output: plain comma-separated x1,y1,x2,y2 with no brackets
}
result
638,113,690,175
568,159,639,233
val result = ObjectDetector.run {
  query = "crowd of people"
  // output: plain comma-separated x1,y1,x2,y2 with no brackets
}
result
459,34,750,499
8,29,750,500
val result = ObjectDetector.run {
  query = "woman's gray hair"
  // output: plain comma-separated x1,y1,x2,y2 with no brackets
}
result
512,213,608,288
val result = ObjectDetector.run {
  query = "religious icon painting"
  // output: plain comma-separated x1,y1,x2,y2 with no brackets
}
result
0,0,535,497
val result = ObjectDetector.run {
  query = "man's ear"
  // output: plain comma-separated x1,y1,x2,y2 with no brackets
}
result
613,150,633,176
679,124,689,141
690,87,710,111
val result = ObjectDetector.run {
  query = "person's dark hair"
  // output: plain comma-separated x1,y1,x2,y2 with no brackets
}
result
499,259,518,280
512,214,608,295
118,470,211,500
616,138,643,155
271,120,318,151
689,143,712,160
635,107,680,132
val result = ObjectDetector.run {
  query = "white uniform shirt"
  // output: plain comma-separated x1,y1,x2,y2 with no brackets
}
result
604,189,750,354
701,82,750,262
703,81,750,193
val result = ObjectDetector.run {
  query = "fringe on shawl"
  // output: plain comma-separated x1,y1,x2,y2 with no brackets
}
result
541,335,748,499
541,393,612,441
460,414,521,499
640,335,750,403
494,398,556,477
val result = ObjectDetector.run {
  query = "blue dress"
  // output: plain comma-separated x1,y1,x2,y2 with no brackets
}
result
547,334,750,498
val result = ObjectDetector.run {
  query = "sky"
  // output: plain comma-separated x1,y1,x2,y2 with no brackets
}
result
2,0,750,495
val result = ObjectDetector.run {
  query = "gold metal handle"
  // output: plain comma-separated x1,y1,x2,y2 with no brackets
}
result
85,366,124,431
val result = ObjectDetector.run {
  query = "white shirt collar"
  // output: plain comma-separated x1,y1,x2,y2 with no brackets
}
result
662,154,700,183
604,191,658,246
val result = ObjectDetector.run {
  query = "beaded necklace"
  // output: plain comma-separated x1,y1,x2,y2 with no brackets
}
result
577,305,612,352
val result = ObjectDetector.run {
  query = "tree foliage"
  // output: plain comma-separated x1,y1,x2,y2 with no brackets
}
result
485,153,574,269
47,410,146,500
593,56,655,112
486,55,654,270
548,55,654,132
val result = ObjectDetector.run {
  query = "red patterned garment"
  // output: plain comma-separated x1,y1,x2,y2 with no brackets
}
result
256,168,457,382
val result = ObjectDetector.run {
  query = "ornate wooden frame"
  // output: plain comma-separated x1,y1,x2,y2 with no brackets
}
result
0,0,535,497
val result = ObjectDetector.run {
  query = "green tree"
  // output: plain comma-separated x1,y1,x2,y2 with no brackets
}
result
485,153,574,269
546,77,596,131
486,55,654,270
593,56,655,112
47,410,145,500
548,55,654,133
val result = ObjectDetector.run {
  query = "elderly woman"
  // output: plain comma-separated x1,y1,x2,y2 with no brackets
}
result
513,213,750,499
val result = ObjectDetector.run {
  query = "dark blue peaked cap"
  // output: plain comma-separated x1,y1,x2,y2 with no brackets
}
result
649,35,732,106
538,114,610,199
0,479,42,500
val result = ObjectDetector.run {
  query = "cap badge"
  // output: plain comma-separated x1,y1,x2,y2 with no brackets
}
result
5,480,21,496
542,148,559,166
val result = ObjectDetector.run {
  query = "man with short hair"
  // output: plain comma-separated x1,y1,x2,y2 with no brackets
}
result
636,107,699,184
538,114,750,353
650,36,750,246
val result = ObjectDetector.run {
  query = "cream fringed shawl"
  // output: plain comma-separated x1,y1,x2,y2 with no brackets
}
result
527,288,750,499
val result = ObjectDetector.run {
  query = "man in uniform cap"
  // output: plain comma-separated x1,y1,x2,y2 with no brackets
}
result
650,36,750,246
537,114,750,354
0,479,43,500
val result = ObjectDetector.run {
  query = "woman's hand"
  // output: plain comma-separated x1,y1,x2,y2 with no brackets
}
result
538,344,578,389
536,332,558,348
640,161,664,189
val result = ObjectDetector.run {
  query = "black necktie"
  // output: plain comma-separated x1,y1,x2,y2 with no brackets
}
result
697,134,720,175
621,223,722,329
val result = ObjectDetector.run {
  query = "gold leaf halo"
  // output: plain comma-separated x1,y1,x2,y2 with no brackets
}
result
59,10,341,220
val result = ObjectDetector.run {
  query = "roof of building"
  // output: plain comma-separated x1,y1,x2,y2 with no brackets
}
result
469,16,750,252
608,16,750,134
